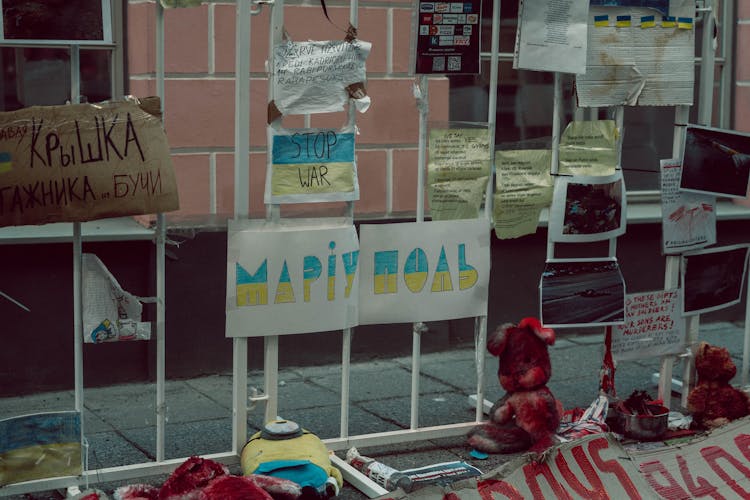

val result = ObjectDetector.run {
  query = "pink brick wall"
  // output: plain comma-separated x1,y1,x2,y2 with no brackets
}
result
128,0,449,221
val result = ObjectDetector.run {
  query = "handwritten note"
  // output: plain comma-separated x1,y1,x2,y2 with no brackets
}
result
493,149,554,239
273,40,371,115
660,158,716,254
611,289,684,361
559,120,619,176
427,127,490,220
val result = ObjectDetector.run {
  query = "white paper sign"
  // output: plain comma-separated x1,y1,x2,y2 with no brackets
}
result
82,253,151,343
226,219,360,337
358,220,490,325
514,0,589,74
612,289,685,361
660,158,716,254
272,40,371,115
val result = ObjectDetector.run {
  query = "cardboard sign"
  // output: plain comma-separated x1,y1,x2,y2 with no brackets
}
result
0,98,179,227
382,419,750,499
226,219,360,337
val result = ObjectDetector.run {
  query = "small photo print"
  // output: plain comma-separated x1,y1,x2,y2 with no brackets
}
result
681,244,750,315
540,258,626,328
549,171,626,243
680,125,750,199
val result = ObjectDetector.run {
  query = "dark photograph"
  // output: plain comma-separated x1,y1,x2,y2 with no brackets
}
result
682,245,750,315
680,125,750,198
562,178,623,236
540,259,626,327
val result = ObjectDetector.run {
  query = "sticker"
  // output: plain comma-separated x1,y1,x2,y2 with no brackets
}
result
616,15,631,27
420,2,435,12
662,16,676,28
450,2,464,12
432,57,445,71
640,15,655,28
678,17,693,29
594,14,609,27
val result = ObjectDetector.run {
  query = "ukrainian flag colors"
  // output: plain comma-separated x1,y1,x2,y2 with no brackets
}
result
662,16,676,28
616,15,631,28
594,15,609,27
274,261,295,304
0,152,11,174
640,15,655,28
374,250,398,294
404,248,429,293
0,412,81,487
678,17,693,29
236,261,269,306
430,247,454,292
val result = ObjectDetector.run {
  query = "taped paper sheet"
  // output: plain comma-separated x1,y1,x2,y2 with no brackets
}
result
358,219,490,325
427,125,491,220
272,40,371,116
558,120,619,176
576,2,694,107
660,158,716,254
514,0,589,74
83,253,151,343
226,219,360,337
612,289,685,361
493,149,553,239
266,125,359,204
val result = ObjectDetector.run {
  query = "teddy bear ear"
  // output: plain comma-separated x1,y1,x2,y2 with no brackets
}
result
487,323,514,356
518,317,555,345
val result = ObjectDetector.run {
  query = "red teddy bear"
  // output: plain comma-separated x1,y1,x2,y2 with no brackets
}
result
687,342,750,430
467,317,562,454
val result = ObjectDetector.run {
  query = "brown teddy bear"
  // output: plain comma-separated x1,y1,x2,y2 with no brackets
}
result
687,341,750,430
467,317,562,454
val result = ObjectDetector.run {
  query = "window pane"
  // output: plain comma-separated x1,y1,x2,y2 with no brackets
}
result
0,47,70,109
81,49,112,103
2,0,104,41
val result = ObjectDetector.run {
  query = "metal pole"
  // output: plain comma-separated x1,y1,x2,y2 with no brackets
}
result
232,0,252,453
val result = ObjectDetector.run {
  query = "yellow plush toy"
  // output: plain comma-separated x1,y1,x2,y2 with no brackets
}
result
241,420,343,498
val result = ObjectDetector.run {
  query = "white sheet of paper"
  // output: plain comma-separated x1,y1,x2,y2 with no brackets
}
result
660,158,716,254
226,219,360,337
612,289,685,361
514,0,589,74
82,253,150,343
273,40,371,115
358,219,490,325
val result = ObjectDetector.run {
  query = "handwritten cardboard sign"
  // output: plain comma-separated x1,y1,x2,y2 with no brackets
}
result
386,419,750,499
0,98,179,227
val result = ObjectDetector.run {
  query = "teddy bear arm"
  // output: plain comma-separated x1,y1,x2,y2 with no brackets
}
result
687,384,709,414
